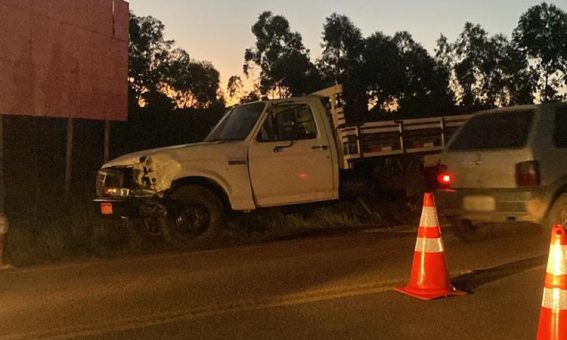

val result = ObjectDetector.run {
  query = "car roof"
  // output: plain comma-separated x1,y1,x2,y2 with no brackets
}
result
473,102,567,117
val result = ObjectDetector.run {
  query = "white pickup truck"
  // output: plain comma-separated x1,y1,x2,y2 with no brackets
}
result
94,85,470,245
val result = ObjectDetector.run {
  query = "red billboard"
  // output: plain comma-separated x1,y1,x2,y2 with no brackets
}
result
0,0,129,121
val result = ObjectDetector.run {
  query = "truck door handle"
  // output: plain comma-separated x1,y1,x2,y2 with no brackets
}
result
312,145,329,150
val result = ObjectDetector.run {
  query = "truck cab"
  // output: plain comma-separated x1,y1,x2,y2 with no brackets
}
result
95,95,339,245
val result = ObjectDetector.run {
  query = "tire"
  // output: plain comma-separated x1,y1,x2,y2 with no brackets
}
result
543,194,567,236
160,185,225,247
450,218,495,242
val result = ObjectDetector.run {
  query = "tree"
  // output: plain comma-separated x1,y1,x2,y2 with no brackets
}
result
244,11,321,97
186,61,221,108
441,22,537,110
319,15,454,118
129,13,222,110
227,75,244,99
165,48,192,107
128,14,174,106
434,34,460,111
362,32,404,113
319,13,364,84
500,42,537,105
513,2,567,101
391,32,455,115
448,23,527,109
435,35,453,71
141,90,176,112
240,90,261,104
452,23,492,109
319,14,367,119
166,51,221,109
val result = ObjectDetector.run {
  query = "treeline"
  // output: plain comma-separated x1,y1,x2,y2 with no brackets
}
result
133,3,566,120
234,2,567,119
128,14,225,112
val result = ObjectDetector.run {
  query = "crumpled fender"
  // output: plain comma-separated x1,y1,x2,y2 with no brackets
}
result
140,154,183,193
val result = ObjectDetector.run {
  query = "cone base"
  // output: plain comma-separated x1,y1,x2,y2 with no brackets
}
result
395,285,467,301
537,308,567,340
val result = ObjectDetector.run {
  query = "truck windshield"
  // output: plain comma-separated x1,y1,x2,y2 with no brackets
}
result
205,102,266,142
448,109,535,151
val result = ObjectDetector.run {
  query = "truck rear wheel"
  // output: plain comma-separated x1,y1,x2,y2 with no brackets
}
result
160,185,225,247
450,219,494,242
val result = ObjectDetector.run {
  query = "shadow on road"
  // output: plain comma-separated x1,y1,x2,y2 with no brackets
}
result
452,254,547,293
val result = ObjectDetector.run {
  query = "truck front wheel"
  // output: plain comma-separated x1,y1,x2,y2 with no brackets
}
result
160,185,225,247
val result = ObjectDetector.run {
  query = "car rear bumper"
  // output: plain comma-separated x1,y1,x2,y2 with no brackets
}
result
435,188,550,224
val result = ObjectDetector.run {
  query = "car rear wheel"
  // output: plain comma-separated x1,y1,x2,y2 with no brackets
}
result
160,185,225,247
451,219,495,242
543,194,567,237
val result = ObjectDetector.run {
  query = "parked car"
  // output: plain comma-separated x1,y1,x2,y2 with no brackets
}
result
434,102,567,241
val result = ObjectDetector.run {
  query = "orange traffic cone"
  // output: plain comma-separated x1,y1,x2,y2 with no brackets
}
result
395,193,465,300
537,225,567,340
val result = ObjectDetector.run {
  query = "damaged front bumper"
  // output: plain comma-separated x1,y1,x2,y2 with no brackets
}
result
94,166,159,218
93,197,145,218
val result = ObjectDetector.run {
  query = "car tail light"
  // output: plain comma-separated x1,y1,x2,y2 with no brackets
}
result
438,173,453,185
436,164,454,188
515,161,540,187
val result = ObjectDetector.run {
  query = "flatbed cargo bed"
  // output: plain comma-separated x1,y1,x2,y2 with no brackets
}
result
312,84,472,169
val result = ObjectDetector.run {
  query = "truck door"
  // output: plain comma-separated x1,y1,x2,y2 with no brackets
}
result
248,103,336,207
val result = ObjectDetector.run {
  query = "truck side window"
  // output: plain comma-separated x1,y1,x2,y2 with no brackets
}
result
257,104,317,142
553,106,567,148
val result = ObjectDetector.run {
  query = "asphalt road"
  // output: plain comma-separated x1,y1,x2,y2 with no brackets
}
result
0,224,551,339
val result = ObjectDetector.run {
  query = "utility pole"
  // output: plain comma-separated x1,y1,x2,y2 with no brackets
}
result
64,118,74,195
104,120,110,163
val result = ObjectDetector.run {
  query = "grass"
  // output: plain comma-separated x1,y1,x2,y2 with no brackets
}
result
229,200,366,237
4,197,129,267
223,194,419,245
3,193,419,267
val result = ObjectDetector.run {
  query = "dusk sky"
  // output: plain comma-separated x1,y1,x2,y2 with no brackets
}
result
129,0,567,92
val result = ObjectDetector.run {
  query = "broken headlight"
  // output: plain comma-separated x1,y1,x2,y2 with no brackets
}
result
96,167,154,198
102,187,131,197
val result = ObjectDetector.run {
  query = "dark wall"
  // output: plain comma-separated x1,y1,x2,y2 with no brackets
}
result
2,107,224,224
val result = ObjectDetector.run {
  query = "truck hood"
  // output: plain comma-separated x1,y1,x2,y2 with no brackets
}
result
103,144,190,168
102,142,229,168
101,141,248,194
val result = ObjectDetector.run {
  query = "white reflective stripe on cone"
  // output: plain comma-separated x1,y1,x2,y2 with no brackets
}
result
542,288,567,311
419,207,439,228
547,244,567,276
414,237,444,253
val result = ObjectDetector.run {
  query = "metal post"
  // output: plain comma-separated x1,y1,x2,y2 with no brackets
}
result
104,120,110,163
65,118,74,195
0,116,7,267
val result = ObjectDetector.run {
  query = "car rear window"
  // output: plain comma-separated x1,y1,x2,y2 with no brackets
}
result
448,110,535,151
